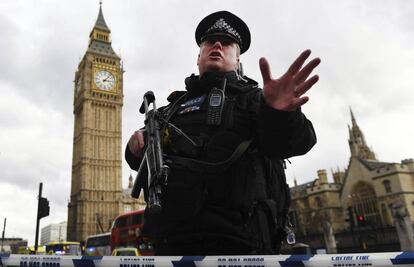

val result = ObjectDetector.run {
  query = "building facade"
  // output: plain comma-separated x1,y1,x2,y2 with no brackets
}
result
291,109,414,252
0,238,27,254
40,221,67,245
67,4,143,242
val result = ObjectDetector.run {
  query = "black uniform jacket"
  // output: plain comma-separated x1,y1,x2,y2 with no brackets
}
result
125,71,316,255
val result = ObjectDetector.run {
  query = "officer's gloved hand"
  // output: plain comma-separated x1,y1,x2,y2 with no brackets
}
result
128,129,145,158
260,49,320,112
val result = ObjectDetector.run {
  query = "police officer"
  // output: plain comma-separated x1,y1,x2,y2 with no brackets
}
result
126,10,320,255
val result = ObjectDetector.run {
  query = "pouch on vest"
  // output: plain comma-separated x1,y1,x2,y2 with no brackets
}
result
247,152,294,253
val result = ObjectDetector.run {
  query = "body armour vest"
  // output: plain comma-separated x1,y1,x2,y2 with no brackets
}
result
143,71,262,251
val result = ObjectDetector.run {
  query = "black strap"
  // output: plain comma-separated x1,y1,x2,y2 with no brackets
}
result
164,93,187,121
166,138,253,174
251,153,267,200
261,199,278,229
256,205,273,253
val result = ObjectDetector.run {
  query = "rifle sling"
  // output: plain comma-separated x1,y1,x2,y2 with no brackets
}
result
163,91,252,173
166,138,253,174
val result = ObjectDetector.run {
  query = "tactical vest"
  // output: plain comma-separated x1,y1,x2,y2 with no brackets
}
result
149,74,293,254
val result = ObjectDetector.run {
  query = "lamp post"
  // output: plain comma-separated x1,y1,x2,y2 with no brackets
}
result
1,218,6,252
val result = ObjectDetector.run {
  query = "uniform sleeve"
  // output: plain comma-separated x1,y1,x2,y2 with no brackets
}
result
125,144,148,200
252,90,317,159
125,145,143,171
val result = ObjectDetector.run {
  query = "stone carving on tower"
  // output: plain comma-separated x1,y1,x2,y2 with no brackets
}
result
67,3,124,242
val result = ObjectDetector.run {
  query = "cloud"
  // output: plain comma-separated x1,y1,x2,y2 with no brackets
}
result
0,86,72,242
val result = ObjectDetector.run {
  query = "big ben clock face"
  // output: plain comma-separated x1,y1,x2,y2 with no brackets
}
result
94,70,116,91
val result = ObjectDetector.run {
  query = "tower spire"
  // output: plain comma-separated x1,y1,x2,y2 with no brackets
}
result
94,1,110,32
350,107,357,127
87,1,119,57
347,107,376,160
128,174,133,189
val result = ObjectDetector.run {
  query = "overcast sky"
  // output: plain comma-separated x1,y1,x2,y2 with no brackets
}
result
1,0,413,245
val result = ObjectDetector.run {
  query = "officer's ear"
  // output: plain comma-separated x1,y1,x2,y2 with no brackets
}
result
235,44,240,67
197,53,200,66
235,49,240,71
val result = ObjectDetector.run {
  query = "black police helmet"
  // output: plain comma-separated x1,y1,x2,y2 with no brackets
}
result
195,11,251,54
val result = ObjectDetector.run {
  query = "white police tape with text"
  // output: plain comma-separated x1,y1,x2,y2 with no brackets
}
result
1,252,414,267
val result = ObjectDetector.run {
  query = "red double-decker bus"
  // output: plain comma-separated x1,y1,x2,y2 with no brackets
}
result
110,209,154,255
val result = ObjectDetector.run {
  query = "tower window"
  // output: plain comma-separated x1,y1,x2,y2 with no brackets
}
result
382,180,392,193
315,196,323,208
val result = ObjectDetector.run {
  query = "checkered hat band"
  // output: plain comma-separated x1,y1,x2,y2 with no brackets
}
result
205,18,242,45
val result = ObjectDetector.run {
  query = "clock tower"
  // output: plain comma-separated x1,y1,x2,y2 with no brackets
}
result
67,3,124,242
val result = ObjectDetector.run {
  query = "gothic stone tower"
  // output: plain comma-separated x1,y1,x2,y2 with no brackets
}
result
67,4,123,242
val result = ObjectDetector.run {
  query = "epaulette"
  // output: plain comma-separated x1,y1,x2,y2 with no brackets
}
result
227,75,259,93
167,91,187,102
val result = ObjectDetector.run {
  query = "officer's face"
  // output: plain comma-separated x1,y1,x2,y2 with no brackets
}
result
197,36,240,77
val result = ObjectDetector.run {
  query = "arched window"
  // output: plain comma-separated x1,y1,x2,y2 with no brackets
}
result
382,180,392,193
349,182,380,225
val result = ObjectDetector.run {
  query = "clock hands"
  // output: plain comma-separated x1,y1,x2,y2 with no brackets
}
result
103,75,113,83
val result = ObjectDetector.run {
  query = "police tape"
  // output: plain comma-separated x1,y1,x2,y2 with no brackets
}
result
1,252,414,267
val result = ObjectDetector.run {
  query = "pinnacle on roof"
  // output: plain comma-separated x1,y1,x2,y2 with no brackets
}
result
128,174,133,189
350,106,357,127
347,108,377,160
94,1,110,32
87,1,119,58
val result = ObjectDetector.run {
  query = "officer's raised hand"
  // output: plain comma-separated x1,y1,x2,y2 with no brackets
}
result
260,49,321,112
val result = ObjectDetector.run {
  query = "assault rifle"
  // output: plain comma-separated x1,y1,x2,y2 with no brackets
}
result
131,91,169,213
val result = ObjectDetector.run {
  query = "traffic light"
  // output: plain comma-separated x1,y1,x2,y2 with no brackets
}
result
356,214,366,226
345,206,355,230
39,197,50,219
35,182,49,253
